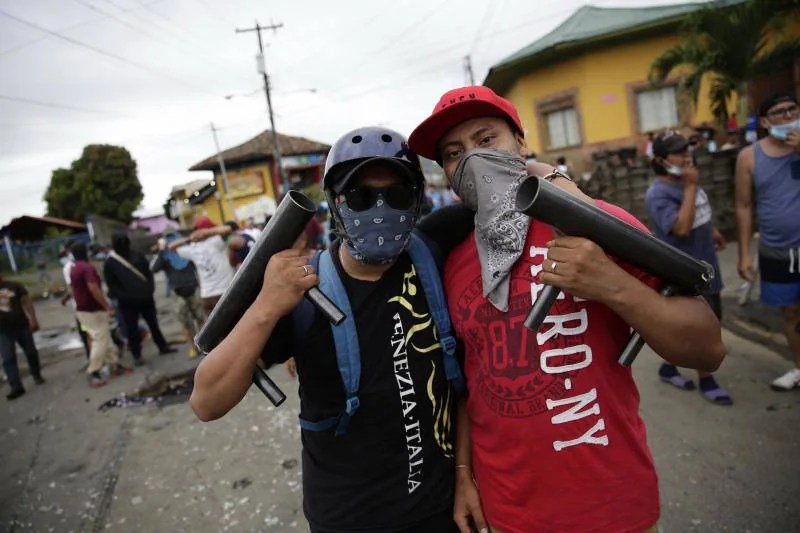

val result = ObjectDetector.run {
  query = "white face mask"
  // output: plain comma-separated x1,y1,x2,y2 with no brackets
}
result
769,119,800,141
660,161,684,177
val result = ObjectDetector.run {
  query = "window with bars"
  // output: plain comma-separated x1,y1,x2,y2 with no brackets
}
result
545,108,581,149
637,86,679,132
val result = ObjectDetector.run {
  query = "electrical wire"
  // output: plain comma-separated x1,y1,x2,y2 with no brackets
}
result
0,6,213,93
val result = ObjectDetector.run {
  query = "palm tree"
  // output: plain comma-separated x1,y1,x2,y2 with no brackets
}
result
649,0,800,125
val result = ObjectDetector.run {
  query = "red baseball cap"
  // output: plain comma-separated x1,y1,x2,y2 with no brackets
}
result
408,86,524,162
193,216,215,230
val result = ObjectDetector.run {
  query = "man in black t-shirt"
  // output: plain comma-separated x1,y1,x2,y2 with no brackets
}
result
191,127,463,532
0,273,45,400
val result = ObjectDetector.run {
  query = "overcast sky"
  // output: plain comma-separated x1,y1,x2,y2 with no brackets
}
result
0,0,698,225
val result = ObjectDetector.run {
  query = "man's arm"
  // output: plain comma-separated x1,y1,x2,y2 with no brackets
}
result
670,168,699,237
191,226,233,242
190,250,318,422
168,238,191,251
21,294,39,332
150,251,166,273
735,146,755,281
543,237,724,371
87,281,114,314
453,397,488,533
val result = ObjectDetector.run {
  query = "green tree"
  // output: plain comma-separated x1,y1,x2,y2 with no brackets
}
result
43,168,82,220
649,0,800,125
43,144,143,223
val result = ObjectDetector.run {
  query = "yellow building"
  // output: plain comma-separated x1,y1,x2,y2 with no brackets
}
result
168,130,330,227
484,1,799,174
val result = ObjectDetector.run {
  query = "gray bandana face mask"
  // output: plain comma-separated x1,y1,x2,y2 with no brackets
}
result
452,148,531,312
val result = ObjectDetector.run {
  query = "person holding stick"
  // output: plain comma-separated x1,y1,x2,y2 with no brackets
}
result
408,86,725,533
190,127,467,532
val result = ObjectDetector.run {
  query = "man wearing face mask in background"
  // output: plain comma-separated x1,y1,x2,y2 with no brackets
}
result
191,127,467,532
409,86,725,533
645,131,732,405
736,92,800,391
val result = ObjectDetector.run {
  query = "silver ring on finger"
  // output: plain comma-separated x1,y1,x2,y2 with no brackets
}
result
551,260,558,273
302,265,310,277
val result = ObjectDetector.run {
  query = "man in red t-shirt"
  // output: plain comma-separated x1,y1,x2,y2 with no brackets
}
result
408,86,726,533
69,242,132,388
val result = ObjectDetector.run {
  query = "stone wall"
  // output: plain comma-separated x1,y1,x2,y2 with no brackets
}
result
581,146,739,237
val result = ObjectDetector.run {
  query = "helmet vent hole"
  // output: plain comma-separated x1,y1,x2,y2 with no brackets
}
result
351,135,363,144
381,134,393,143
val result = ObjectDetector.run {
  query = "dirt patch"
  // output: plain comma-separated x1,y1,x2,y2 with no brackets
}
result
98,369,195,411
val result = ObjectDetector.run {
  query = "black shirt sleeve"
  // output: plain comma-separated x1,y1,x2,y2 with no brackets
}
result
260,314,294,366
415,204,475,259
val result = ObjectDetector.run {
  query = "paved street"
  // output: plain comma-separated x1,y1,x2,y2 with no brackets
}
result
1,258,799,533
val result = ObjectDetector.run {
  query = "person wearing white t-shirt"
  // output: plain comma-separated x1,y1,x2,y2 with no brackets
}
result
59,244,91,359
169,217,235,314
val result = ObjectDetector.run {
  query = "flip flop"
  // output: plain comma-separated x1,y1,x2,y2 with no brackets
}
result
701,387,733,406
659,374,696,391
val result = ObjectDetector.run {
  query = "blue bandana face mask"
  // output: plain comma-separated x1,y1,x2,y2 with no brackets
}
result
338,192,416,265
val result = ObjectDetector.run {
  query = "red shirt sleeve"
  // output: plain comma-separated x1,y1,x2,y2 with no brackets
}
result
595,201,662,292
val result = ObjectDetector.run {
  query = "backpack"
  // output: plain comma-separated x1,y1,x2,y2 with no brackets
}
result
291,231,464,436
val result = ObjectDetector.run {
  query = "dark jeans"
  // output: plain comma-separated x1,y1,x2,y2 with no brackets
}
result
0,326,42,389
118,299,169,360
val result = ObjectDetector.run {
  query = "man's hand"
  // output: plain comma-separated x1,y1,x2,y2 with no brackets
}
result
454,468,488,533
526,161,594,204
540,237,632,303
712,227,726,251
284,357,297,379
683,161,699,187
107,306,116,318
253,250,318,320
786,128,800,151
28,318,40,333
738,255,755,282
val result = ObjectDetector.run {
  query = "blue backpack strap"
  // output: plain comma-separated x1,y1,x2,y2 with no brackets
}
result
291,251,321,348
407,233,465,394
297,249,361,436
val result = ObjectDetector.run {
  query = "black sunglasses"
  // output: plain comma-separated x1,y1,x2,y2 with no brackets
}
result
344,184,416,212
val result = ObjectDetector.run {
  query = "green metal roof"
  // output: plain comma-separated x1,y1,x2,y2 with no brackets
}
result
484,0,745,93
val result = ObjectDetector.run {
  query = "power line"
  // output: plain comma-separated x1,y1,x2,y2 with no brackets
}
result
70,0,249,81
0,94,130,116
126,0,251,79
0,0,166,57
0,6,210,92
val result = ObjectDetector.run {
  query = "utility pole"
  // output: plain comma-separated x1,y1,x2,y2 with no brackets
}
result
210,122,236,220
463,55,475,86
236,20,290,200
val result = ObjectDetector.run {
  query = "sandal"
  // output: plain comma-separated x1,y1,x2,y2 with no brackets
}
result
701,387,733,406
659,374,696,391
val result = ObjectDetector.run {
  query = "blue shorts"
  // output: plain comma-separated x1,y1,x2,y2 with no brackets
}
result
760,280,800,308
759,253,800,308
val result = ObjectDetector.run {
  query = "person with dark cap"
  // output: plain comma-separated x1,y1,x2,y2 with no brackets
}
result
408,86,725,533
70,242,131,387
168,217,236,314
0,271,44,399
736,91,800,391
646,130,732,404
191,127,469,532
104,233,177,366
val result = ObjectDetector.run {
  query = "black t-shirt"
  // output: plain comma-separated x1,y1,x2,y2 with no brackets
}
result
263,239,461,532
0,281,29,333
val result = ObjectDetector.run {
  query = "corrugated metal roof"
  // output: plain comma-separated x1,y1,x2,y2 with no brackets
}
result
485,0,745,92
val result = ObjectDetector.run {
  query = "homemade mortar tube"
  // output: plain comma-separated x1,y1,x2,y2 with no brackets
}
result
194,190,345,406
515,177,714,365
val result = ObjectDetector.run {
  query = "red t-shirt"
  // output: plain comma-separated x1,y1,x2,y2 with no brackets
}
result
445,201,660,533
70,260,105,313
